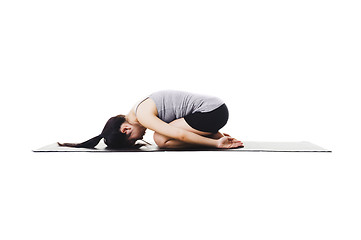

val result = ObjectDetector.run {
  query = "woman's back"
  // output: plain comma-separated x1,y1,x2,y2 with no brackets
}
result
148,90,224,123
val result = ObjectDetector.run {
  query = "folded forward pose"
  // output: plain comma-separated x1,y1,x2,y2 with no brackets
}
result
59,90,243,149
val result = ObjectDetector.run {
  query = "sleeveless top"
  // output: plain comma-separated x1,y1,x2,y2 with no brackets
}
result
136,90,224,123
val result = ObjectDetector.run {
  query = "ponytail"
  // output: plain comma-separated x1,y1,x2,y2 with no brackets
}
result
58,115,130,149
58,134,103,148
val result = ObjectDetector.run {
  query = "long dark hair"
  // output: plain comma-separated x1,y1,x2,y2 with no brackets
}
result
58,114,136,149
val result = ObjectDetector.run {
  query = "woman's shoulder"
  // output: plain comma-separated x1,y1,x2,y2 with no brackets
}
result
135,98,158,116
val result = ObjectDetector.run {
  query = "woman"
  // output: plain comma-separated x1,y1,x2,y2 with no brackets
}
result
58,90,243,149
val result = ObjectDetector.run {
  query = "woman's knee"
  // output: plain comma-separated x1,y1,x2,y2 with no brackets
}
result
153,132,168,148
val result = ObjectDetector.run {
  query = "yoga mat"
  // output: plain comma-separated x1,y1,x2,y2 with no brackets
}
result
33,141,331,152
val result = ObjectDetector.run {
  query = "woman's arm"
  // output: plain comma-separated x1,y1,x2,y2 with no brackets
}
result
136,98,243,148
137,98,242,149
210,132,224,139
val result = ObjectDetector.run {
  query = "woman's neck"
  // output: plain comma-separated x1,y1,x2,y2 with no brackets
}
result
126,109,140,125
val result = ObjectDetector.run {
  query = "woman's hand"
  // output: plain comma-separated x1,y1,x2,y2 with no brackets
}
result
217,134,244,149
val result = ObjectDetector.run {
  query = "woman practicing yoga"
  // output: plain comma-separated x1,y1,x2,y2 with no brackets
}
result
58,90,243,149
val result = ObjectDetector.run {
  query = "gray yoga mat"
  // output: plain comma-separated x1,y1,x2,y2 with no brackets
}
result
33,141,331,152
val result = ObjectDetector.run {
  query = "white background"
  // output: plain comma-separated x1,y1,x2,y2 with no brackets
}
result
1,0,360,239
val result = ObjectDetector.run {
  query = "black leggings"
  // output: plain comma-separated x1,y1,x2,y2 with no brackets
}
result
184,104,229,133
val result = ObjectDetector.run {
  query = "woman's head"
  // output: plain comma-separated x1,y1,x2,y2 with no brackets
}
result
58,114,146,149
119,120,147,146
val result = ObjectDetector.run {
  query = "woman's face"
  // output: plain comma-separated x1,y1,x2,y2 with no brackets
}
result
120,122,146,145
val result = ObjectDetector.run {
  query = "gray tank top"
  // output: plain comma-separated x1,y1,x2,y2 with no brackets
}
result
138,90,224,123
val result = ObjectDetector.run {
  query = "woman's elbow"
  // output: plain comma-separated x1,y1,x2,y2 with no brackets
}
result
176,131,187,142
